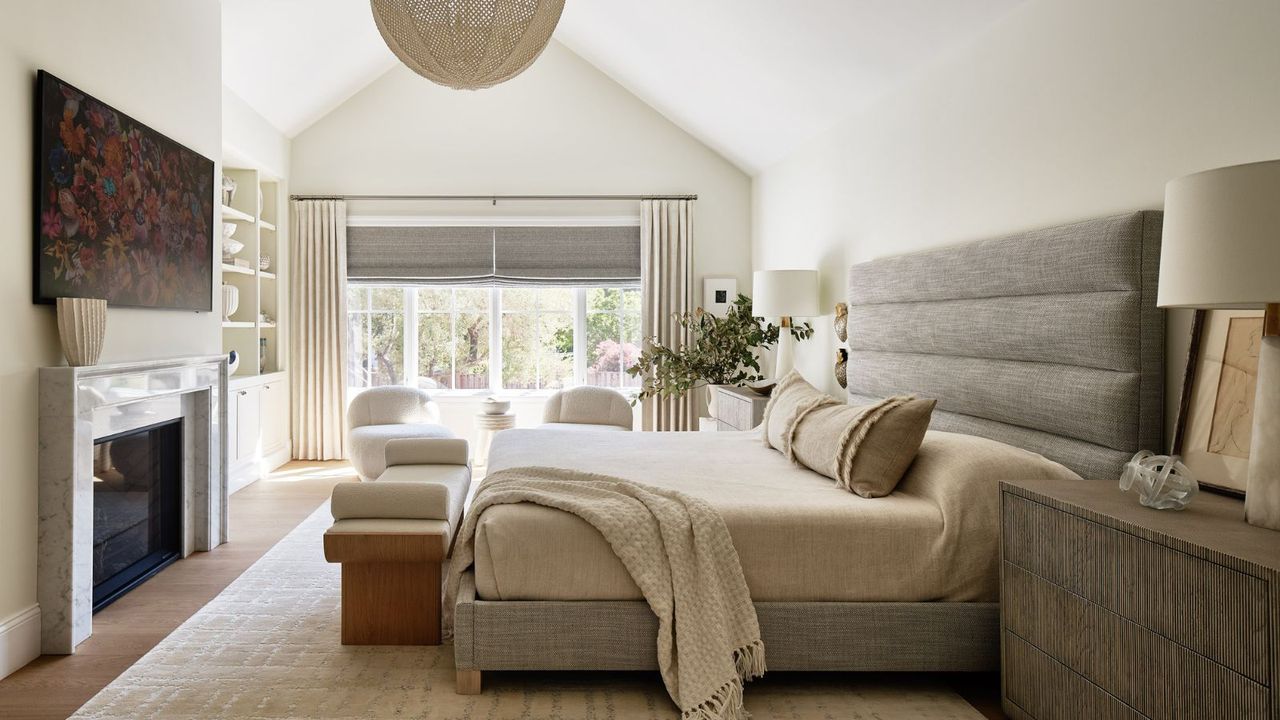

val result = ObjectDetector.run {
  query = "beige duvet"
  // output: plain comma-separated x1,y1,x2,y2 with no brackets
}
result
476,428,1079,603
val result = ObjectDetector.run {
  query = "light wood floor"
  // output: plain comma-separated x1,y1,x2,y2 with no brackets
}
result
0,461,355,720
0,460,1004,720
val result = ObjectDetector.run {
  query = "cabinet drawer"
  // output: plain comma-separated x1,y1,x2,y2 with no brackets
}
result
1002,493,1269,682
1003,563,1269,719
714,391,750,430
1004,632,1144,720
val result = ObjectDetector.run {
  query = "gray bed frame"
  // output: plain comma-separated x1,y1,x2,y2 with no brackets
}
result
453,211,1165,685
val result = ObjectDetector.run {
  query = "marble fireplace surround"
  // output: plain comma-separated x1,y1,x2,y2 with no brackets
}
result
38,355,228,654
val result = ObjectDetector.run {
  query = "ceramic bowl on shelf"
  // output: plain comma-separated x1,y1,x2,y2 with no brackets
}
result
222,222,237,238
222,238,245,258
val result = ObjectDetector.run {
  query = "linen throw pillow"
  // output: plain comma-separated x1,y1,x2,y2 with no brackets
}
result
838,397,936,497
761,371,935,497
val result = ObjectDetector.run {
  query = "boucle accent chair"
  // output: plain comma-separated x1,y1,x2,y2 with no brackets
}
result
346,386,453,480
541,386,634,431
323,437,471,645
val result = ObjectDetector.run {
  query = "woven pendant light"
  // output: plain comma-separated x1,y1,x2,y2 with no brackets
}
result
370,0,566,90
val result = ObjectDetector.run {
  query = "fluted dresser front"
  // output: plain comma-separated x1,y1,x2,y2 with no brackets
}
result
1000,478,1280,719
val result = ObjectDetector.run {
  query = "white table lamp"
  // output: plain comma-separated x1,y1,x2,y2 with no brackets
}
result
752,269,819,378
1160,158,1280,529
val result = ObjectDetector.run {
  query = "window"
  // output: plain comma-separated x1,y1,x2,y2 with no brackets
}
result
346,285,642,393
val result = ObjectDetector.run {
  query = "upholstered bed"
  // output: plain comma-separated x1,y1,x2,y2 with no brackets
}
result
452,210,1165,677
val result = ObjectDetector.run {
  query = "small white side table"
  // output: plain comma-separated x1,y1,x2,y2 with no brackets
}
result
475,411,516,468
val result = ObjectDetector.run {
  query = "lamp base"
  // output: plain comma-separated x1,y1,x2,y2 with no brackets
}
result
1246,304,1280,531
774,316,795,378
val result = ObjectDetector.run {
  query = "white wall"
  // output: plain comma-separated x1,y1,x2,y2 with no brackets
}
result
0,0,221,676
753,0,1280,445
292,40,752,427
223,86,290,180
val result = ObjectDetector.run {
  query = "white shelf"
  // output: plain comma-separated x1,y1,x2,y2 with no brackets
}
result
259,270,276,280
222,262,254,276
259,220,277,232
222,205,254,223
222,320,255,328
260,322,277,329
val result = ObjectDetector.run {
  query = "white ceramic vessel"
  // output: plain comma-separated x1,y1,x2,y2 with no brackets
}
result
55,297,107,366
221,284,240,322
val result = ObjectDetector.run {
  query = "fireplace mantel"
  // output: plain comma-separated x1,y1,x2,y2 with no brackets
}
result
38,355,228,653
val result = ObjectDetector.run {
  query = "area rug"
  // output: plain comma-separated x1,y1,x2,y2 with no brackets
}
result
72,504,984,720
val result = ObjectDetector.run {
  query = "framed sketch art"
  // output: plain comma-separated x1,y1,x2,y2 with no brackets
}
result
1175,308,1265,495
33,71,214,311
702,277,737,317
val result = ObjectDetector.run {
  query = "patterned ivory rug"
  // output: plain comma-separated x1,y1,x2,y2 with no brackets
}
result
72,504,984,720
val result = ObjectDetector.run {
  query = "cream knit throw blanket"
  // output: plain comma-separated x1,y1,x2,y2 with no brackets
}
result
444,466,766,720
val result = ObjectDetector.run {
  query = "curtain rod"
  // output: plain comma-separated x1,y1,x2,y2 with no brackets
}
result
289,193,697,202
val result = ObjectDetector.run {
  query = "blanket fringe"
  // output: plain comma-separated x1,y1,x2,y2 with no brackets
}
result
733,639,767,681
682,678,746,720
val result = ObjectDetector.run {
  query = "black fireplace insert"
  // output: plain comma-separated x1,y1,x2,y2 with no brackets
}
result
92,419,183,612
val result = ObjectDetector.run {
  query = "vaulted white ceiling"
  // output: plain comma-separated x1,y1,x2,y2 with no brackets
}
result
222,0,1023,173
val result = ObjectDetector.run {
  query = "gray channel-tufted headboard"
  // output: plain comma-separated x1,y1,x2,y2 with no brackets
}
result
845,211,1164,479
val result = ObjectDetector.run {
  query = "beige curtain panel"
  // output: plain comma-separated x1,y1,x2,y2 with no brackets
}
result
290,199,349,460
640,198,697,431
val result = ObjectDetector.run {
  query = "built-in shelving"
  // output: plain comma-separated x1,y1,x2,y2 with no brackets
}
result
220,165,285,378
221,204,254,222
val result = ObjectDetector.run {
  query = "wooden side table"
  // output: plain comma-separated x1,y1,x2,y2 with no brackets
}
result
999,477,1280,719
475,411,515,467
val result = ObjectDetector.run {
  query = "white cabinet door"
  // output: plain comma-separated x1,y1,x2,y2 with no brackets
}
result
260,380,289,453
234,385,262,464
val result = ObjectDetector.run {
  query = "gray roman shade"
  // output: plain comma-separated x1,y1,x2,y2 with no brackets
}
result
346,225,641,287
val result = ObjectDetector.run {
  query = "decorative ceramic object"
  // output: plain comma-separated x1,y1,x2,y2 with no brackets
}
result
222,238,244,259
55,297,107,366
259,254,271,271
227,350,240,376
835,348,848,389
259,337,268,373
483,396,511,415
222,221,237,239
1120,450,1198,510
221,284,240,321
222,174,237,205
834,303,848,342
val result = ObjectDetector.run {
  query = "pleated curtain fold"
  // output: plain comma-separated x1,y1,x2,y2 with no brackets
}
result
290,199,349,459
640,198,697,431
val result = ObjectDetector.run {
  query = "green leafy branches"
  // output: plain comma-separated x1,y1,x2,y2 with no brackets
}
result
626,293,813,402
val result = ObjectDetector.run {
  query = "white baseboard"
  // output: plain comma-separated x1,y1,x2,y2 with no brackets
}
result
0,605,40,680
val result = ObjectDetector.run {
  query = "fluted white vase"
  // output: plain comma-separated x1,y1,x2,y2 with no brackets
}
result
222,284,240,322
55,297,107,367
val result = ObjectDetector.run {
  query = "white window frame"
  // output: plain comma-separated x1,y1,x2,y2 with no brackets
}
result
347,284,640,397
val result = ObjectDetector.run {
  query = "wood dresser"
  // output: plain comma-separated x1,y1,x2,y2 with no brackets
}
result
999,478,1280,719
711,385,769,431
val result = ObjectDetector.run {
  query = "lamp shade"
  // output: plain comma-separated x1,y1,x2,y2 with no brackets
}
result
752,270,820,318
1159,159,1280,308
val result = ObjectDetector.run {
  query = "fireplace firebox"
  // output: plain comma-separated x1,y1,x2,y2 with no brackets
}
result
92,419,183,612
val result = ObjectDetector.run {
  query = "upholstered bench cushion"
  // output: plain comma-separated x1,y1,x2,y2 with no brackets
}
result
348,423,453,480
333,467,469,528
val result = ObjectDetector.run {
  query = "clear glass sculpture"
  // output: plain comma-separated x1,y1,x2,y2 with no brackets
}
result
1119,450,1199,510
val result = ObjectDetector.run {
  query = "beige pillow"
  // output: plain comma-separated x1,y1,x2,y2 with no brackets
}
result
840,398,936,498
760,371,835,452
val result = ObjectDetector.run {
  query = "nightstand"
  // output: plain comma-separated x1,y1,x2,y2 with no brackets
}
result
710,385,768,431
999,478,1280,719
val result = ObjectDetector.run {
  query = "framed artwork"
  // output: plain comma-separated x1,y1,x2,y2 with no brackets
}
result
1175,308,1265,496
702,277,737,316
34,70,214,311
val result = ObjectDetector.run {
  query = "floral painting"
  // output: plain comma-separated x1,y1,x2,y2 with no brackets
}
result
34,71,213,310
